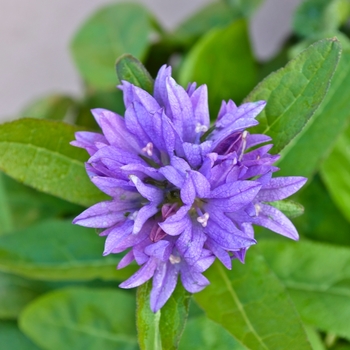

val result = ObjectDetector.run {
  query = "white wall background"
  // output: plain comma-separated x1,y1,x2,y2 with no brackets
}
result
0,0,302,121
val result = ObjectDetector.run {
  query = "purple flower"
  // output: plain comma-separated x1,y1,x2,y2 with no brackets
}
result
71,65,307,312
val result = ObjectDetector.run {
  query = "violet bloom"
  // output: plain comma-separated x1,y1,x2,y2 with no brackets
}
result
71,65,307,312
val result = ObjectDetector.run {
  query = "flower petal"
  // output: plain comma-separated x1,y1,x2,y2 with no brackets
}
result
103,220,134,255
180,265,210,293
159,206,191,236
133,204,159,234
119,258,158,289
129,175,163,203
257,176,307,201
253,203,299,240
176,223,206,265
73,201,137,228
144,240,172,261
150,262,179,312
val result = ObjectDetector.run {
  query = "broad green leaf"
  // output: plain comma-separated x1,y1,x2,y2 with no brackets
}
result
0,173,13,235
179,315,244,350
277,48,350,178
21,94,76,121
245,38,341,154
173,2,236,44
321,123,350,222
288,31,350,60
260,240,350,340
0,220,136,281
19,287,138,350
137,281,190,350
195,250,311,350
293,0,350,38
0,118,108,207
0,271,42,319
71,3,152,89
116,54,154,94
268,200,304,219
224,0,264,17
0,269,129,320
0,320,40,349
179,20,257,116
1,173,83,233
173,0,263,45
293,175,350,245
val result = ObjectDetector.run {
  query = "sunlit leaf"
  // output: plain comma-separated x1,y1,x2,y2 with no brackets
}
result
116,54,154,94
0,118,108,207
71,3,152,89
245,38,341,153
278,48,350,178
260,240,350,340
195,250,311,350
180,20,257,116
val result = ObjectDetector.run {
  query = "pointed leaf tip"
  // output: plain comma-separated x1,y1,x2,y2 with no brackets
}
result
116,54,154,94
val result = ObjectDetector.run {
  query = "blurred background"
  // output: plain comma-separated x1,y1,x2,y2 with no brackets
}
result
0,0,301,121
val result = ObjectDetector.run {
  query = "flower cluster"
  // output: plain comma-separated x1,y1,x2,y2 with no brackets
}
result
72,65,306,312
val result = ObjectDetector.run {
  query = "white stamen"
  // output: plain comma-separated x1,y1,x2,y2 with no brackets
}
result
197,212,210,227
239,131,248,161
254,204,261,216
129,211,138,221
195,123,208,133
169,254,181,264
142,142,153,156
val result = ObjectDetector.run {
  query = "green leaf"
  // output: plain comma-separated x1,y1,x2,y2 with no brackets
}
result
19,287,138,350
0,271,42,319
224,0,264,17
0,220,136,281
288,31,350,60
293,0,350,38
71,3,152,89
277,48,350,178
268,200,304,219
116,54,154,94
0,118,108,207
293,175,350,245
304,325,327,350
179,315,245,350
136,281,190,350
320,123,350,222
259,240,350,340
179,19,257,116
195,250,312,350
21,94,76,121
173,2,236,44
1,173,83,233
0,320,40,349
0,173,13,235
245,38,341,154
173,0,263,45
